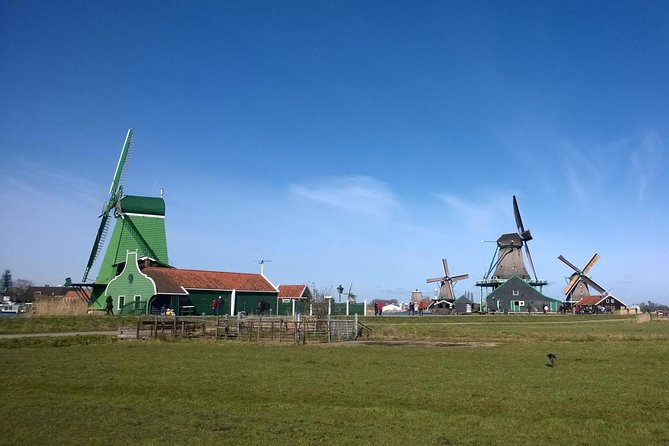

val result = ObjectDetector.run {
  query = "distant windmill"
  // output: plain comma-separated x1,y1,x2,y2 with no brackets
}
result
558,253,607,302
480,195,543,284
426,258,468,302
346,283,357,303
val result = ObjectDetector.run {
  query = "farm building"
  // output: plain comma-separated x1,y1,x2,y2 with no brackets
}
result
103,251,279,315
453,295,474,314
485,275,561,313
277,284,312,316
574,294,627,314
25,286,66,299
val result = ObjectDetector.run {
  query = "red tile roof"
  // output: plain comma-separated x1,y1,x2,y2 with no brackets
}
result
575,295,606,306
143,267,278,294
278,285,307,299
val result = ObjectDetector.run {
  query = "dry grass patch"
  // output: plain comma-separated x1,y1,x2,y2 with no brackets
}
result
29,298,89,316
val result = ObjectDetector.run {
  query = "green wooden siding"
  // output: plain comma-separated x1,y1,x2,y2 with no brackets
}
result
277,299,309,316
104,251,156,315
159,291,279,316
96,212,168,285
178,291,233,316
234,292,278,315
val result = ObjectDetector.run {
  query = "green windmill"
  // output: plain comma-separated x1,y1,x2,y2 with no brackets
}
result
82,129,170,309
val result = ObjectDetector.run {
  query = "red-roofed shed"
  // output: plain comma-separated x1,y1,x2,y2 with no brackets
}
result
141,267,279,316
574,294,627,314
277,284,312,316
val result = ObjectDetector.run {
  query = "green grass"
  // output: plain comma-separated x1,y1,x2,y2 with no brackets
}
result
0,314,138,334
1,316,668,445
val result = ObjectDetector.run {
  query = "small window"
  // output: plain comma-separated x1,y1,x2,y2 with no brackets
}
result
118,295,125,310
512,289,519,296
134,295,141,310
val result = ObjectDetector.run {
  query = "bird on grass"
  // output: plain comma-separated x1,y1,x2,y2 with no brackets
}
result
546,353,557,367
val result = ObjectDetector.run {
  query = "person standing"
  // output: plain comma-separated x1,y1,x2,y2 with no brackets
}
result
211,298,218,316
217,296,223,316
105,296,114,316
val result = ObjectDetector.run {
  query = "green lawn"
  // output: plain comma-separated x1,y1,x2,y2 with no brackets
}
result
1,316,668,445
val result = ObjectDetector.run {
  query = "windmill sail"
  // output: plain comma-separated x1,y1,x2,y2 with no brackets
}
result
558,253,606,299
82,129,133,282
513,195,537,280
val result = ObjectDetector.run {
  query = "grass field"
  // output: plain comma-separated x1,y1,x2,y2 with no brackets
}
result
1,315,668,445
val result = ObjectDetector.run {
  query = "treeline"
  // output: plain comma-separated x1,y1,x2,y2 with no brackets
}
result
639,301,669,312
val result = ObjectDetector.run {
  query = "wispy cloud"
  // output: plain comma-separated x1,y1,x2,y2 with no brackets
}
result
0,160,100,209
630,130,664,202
559,140,603,206
289,175,402,219
434,192,510,234
559,130,665,206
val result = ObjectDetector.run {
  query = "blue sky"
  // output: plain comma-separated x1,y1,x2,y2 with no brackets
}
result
1,1,668,304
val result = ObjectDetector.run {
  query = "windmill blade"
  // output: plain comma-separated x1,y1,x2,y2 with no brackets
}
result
524,244,538,280
106,129,133,208
450,274,469,282
582,253,600,275
513,195,533,241
82,212,111,282
442,258,450,276
563,273,580,295
558,255,581,273
583,276,607,294
513,195,525,233
426,277,444,284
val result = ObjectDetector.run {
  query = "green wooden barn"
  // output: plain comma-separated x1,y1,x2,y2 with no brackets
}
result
104,251,279,316
485,276,561,313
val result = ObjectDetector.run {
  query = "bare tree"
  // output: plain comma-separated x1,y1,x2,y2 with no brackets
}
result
9,279,33,302
308,283,333,318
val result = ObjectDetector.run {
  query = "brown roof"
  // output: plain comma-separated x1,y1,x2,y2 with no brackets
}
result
278,285,308,299
143,267,278,295
576,294,627,307
575,295,606,306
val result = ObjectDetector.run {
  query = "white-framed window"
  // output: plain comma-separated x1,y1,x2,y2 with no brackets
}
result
519,300,525,306
512,289,519,296
118,295,125,310
134,295,141,310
